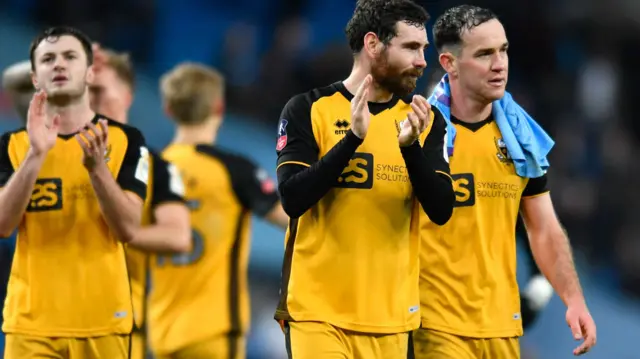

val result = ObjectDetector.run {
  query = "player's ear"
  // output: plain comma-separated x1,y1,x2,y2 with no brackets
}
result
212,97,225,116
124,90,133,109
86,64,95,85
162,102,174,119
363,32,383,59
439,52,457,78
30,70,39,91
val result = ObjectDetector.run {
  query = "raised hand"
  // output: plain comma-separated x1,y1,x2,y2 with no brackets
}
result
566,302,597,356
398,95,430,147
350,75,372,139
26,91,60,156
75,119,109,173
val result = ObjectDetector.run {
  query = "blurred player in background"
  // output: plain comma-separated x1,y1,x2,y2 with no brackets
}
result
2,60,33,122
89,44,192,359
273,0,454,358
147,62,288,359
0,26,149,358
413,5,596,359
0,60,34,356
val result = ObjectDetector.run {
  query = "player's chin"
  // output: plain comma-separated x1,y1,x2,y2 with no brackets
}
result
396,79,418,97
484,87,505,101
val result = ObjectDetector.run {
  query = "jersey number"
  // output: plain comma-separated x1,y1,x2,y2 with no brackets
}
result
156,199,204,266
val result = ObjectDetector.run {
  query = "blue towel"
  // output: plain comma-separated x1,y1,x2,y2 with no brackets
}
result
428,74,554,178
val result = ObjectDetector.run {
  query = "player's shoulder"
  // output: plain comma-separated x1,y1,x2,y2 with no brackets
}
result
99,114,145,144
0,127,27,143
0,127,26,156
284,83,343,116
146,146,167,167
194,144,256,171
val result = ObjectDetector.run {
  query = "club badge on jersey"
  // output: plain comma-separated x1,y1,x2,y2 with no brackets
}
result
276,119,288,151
255,167,275,194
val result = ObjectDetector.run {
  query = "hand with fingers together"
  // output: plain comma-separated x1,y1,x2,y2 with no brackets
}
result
398,95,431,147
26,90,60,156
75,119,110,173
350,75,372,139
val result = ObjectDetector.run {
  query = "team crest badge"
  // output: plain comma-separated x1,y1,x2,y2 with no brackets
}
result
104,144,111,163
276,119,288,151
494,137,511,163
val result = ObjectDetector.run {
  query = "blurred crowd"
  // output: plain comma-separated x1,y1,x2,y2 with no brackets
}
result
0,0,639,343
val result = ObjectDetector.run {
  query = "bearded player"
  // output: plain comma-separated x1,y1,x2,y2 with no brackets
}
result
274,0,455,358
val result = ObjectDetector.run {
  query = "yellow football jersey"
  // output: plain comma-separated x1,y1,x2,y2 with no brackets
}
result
147,144,279,355
419,110,549,338
0,114,148,337
126,149,185,331
274,83,450,334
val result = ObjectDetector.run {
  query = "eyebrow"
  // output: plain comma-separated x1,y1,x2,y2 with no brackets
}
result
40,49,79,58
473,41,509,55
402,40,430,49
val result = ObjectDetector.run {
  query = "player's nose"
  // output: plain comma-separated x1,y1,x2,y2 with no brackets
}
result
414,54,427,69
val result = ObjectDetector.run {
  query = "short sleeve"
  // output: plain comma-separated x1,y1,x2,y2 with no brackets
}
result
0,132,14,187
227,155,280,217
276,94,319,169
522,174,549,198
149,151,186,208
116,126,149,201
421,110,451,177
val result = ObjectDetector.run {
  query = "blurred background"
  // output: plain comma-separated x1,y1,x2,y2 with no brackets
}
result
1,0,639,358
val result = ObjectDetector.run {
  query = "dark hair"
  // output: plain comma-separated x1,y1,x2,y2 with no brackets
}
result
345,0,430,53
29,26,94,71
433,5,498,52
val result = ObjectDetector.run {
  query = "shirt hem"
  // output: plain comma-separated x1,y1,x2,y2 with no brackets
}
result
3,324,133,338
276,311,420,334
420,320,523,338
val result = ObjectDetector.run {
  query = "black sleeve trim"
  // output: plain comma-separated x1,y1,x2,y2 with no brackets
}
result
276,93,319,167
149,151,185,208
0,132,15,187
115,124,148,201
194,145,279,217
277,130,363,218
227,156,280,217
424,108,452,175
401,143,454,225
522,174,549,198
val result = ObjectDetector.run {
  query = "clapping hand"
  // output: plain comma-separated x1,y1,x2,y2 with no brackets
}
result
350,75,372,139
75,119,109,173
26,91,60,156
398,95,431,147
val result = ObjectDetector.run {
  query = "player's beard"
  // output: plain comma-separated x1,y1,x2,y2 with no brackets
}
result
370,48,423,98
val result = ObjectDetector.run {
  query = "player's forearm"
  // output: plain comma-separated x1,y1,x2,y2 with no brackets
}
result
89,166,142,243
277,130,363,218
0,150,45,235
530,228,585,307
130,223,191,253
400,142,454,225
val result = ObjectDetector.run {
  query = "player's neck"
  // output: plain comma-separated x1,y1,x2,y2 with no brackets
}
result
114,112,128,125
172,117,220,146
46,98,95,135
449,81,492,123
343,65,393,103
